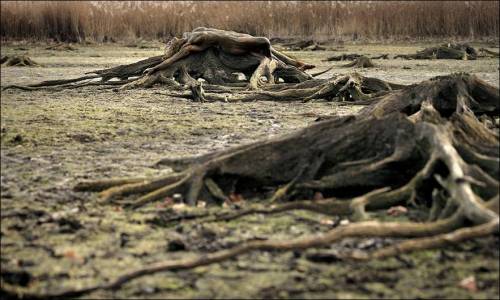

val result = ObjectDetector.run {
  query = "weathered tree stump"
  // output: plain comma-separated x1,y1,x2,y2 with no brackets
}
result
75,73,498,208
5,72,497,299
1,28,499,298
1,55,40,67
2,28,316,92
2,30,396,105
395,43,478,60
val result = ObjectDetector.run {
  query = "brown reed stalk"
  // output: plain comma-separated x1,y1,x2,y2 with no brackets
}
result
1,1,498,42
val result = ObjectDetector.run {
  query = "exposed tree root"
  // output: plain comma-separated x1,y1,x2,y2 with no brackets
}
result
310,66,334,77
67,76,498,299
324,53,363,61
479,48,500,58
348,217,499,260
371,53,389,60
1,29,401,106
3,72,499,297
395,43,478,60
45,43,77,51
342,56,376,68
2,214,497,299
324,53,388,62
2,28,499,298
157,72,399,103
86,55,164,81
76,74,498,213
279,39,325,51
1,55,40,67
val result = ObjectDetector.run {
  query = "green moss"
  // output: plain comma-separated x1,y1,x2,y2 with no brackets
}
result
1,43,498,299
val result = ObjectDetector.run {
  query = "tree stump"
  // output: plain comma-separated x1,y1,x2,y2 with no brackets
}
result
395,43,479,60
1,55,40,67
1,29,499,299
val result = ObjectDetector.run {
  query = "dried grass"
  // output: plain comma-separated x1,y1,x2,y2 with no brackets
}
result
1,1,498,42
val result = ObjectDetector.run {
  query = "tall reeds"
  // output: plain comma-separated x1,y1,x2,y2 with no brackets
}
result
1,1,498,42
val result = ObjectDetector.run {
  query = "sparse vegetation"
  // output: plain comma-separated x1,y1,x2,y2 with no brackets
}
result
1,38,499,299
1,1,499,299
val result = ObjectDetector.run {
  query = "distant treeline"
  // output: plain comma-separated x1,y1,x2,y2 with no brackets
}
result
1,1,498,42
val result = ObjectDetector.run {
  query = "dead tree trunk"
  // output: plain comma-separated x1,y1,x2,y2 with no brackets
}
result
76,73,498,208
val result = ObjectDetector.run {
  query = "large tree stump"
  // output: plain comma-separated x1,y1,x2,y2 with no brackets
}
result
2,28,315,92
2,28,397,104
76,73,498,208
5,72,498,299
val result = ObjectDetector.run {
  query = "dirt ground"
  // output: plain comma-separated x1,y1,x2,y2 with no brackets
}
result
1,41,499,299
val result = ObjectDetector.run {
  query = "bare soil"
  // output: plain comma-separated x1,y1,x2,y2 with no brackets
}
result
1,42,499,299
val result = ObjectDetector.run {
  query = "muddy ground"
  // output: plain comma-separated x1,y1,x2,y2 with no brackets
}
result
1,41,499,299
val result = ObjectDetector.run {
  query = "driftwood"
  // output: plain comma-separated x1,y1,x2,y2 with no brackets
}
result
395,43,478,60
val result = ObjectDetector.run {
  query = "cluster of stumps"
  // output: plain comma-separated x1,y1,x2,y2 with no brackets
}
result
2,28,499,298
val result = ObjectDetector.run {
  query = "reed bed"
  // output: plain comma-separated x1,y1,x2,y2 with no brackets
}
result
1,1,498,42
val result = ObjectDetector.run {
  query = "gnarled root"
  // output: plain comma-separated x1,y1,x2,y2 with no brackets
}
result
1,54,40,67
4,72,499,299
165,73,396,103
2,29,314,93
3,211,496,299
342,56,376,68
395,43,478,60
75,74,498,216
